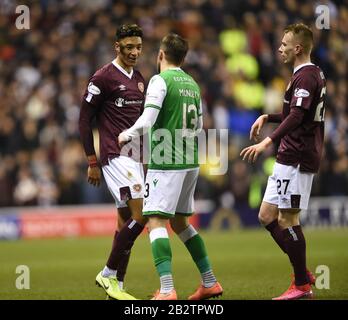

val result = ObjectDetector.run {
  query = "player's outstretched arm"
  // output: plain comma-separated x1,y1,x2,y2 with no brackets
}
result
250,114,268,142
240,137,273,163
118,107,160,147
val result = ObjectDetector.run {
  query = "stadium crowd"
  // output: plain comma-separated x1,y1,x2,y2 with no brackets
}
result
0,0,347,216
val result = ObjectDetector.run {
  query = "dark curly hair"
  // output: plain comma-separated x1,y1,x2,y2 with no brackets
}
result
116,24,143,41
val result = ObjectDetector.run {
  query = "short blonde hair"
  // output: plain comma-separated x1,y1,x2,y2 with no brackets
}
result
284,23,313,54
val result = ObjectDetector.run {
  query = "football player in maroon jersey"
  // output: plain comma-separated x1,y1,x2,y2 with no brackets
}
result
241,23,326,300
79,24,146,300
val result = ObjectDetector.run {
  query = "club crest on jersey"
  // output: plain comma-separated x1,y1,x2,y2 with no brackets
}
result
118,84,126,91
138,82,144,93
88,82,101,95
294,88,310,98
115,97,124,107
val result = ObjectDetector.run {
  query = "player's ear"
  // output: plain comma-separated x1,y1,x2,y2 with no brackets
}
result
158,49,163,60
294,44,302,55
115,42,120,55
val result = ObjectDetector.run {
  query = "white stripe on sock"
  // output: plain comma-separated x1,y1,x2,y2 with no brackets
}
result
149,227,168,243
178,225,198,243
128,219,137,229
160,274,174,293
102,266,116,278
202,270,217,288
288,227,298,241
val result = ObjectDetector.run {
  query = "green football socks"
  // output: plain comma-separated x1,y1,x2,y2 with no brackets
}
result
179,225,217,287
150,227,174,293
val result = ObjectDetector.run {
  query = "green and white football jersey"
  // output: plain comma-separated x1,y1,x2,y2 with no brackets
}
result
145,68,203,170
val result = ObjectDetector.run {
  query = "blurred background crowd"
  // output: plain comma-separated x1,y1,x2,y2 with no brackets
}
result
0,0,347,223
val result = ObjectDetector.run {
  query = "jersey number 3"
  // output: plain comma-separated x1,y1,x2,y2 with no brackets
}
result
182,103,198,136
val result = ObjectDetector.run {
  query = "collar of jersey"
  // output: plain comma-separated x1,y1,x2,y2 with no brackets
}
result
167,67,182,71
293,62,314,74
112,59,134,79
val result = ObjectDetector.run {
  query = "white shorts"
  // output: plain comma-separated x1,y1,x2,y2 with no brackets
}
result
102,156,145,208
263,162,314,210
143,168,199,218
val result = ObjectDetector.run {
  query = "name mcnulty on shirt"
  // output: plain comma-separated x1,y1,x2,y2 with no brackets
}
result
178,88,199,98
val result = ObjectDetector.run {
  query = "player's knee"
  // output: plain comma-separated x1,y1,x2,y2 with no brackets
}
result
170,217,188,234
258,212,271,226
133,214,147,226
278,209,300,228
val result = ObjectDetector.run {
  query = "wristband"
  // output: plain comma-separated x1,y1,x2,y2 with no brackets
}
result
88,159,98,167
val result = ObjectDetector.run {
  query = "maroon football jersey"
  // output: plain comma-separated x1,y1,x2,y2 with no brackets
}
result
82,61,145,166
275,64,326,173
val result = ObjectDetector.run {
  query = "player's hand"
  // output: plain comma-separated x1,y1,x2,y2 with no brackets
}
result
118,131,131,148
250,115,268,142
240,137,272,163
87,166,101,187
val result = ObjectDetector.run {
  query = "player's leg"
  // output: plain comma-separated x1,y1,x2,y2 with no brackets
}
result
109,198,146,288
143,170,184,300
96,157,145,300
173,168,222,300
148,215,177,300
259,201,288,254
272,164,315,300
170,215,223,300
273,208,314,300
103,206,130,279
260,167,288,254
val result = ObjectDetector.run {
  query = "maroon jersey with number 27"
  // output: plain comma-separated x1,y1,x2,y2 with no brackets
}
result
271,64,326,173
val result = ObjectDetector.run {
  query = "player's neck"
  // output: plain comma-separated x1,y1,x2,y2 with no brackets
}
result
293,56,311,70
115,57,133,74
160,61,180,72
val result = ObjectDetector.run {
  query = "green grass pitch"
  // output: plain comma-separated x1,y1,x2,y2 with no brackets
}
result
0,228,347,300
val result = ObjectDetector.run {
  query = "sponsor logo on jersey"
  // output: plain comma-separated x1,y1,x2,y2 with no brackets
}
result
133,184,142,192
294,88,310,98
119,84,127,91
153,179,159,187
115,98,143,107
138,82,144,93
115,97,124,107
124,100,143,105
88,82,101,95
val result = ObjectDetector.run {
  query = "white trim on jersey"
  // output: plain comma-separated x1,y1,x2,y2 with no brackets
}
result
112,59,134,79
293,62,314,74
145,74,167,109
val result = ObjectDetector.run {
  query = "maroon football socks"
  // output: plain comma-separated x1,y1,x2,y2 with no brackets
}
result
106,219,144,281
282,225,308,286
265,219,288,254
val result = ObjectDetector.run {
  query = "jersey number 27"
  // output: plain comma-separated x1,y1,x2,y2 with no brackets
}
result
314,86,326,122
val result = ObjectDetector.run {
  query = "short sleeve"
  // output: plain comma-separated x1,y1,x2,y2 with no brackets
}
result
82,74,106,108
290,73,317,111
144,75,167,110
198,99,203,116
